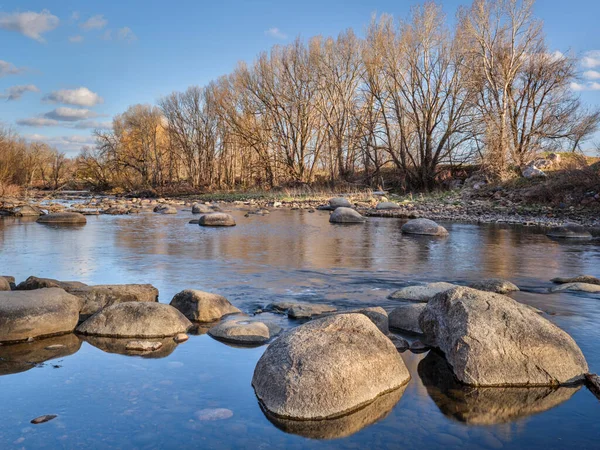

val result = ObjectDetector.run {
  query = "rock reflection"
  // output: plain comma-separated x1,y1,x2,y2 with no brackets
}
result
418,351,580,425
82,336,179,358
260,385,407,440
0,333,82,376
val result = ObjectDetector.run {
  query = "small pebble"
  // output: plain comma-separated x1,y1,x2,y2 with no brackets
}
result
174,333,189,343
31,415,57,424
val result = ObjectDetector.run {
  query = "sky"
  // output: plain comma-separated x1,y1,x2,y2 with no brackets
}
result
0,0,599,156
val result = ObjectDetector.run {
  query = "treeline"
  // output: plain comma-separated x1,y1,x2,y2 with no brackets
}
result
69,1,600,192
0,127,71,196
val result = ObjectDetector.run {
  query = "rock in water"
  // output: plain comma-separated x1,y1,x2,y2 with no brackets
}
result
174,333,189,343
266,301,336,319
329,207,366,224
192,203,212,214
76,302,191,338
68,284,159,317
252,314,410,420
585,373,600,400
389,304,426,334
16,276,87,291
551,275,600,286
375,202,401,210
419,287,588,386
154,205,177,214
388,282,457,302
468,279,520,294
546,223,592,239
208,320,271,345
14,205,43,217
125,340,163,352
326,197,352,210
37,212,87,224
0,277,10,291
31,414,57,424
0,288,82,343
170,289,240,322
549,283,600,294
196,408,233,421
401,218,448,236
198,213,236,227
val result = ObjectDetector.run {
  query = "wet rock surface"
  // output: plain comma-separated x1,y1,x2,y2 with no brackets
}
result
170,290,241,322
389,303,426,334
69,284,159,317
388,282,457,302
37,212,87,224
329,207,366,224
468,278,520,294
208,319,273,345
198,213,236,227
401,218,448,236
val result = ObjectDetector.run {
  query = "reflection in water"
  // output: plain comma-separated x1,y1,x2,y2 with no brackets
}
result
418,351,580,425
82,336,179,358
0,333,82,376
261,385,407,440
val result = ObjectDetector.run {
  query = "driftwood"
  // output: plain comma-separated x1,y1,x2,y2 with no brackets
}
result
584,373,600,400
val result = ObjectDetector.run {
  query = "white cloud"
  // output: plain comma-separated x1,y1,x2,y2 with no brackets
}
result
69,35,84,43
80,14,108,31
17,117,61,127
582,50,600,69
583,70,600,80
44,87,103,107
265,27,287,40
117,27,137,42
0,60,25,77
44,107,100,122
17,117,111,129
0,84,39,101
25,133,96,154
73,120,112,130
71,12,80,21
0,10,59,43
571,81,600,92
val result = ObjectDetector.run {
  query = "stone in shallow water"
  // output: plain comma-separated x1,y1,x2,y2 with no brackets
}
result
196,408,233,421
375,201,401,210
389,303,426,334
174,333,189,343
418,351,581,425
170,290,241,322
388,334,409,352
266,301,337,319
198,213,236,227
37,212,86,224
551,275,600,285
252,314,411,420
16,276,87,291
325,197,352,210
82,336,178,358
468,278,520,294
329,207,365,223
401,218,448,236
208,320,271,345
410,340,430,353
420,287,588,386
69,284,159,317
31,415,57,424
192,203,212,214
388,282,457,302
546,223,592,239
125,340,163,352
549,282,600,294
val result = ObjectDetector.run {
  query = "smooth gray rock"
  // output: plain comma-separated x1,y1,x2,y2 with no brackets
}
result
252,314,411,420
388,282,457,302
101,206,130,215
468,279,520,294
375,202,401,210
13,205,44,217
37,212,86,224
192,203,212,214
419,287,588,386
69,284,159,317
198,213,236,227
522,166,546,178
401,218,448,236
389,303,426,334
0,288,83,343
170,289,241,322
16,276,87,291
546,223,592,239
154,205,178,214
266,301,337,319
77,302,192,338
345,307,389,334
329,207,365,223
551,275,600,285
208,319,271,345
549,282,600,294
328,197,352,209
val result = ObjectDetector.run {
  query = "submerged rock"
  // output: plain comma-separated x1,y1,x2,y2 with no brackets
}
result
37,212,87,224
0,288,82,343
551,275,600,286
549,282,600,294
546,223,592,239
401,218,448,236
196,408,233,421
388,282,457,302
198,213,236,227
418,350,580,425
82,336,178,358
174,333,189,343
266,301,337,319
208,319,272,345
329,207,366,224
31,415,58,424
389,303,426,334
170,289,241,322
125,340,163,352
252,314,410,420
16,276,87,291
192,203,213,214
419,287,588,386
69,284,159,317
468,278,520,294
77,302,191,338
154,205,178,214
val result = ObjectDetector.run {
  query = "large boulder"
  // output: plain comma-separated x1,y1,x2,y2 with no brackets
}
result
468,279,519,294
208,319,273,345
549,282,600,294
192,203,212,214
0,277,11,291
329,207,365,224
419,287,588,386
1,275,15,289
389,303,426,334
170,289,241,322
16,276,87,291
37,212,86,224
0,288,83,343
68,284,159,317
388,282,457,302
401,218,448,236
77,302,191,338
546,223,592,239
252,314,411,420
551,275,600,286
328,197,352,209
198,213,236,227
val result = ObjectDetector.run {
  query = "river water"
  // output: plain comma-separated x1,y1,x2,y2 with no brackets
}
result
0,208,599,449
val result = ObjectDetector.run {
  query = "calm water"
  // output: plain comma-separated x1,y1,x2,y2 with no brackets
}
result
0,208,599,449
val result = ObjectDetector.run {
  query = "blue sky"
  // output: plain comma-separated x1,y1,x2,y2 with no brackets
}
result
1,0,599,155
